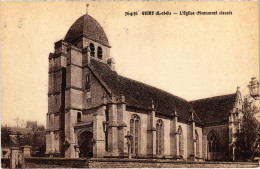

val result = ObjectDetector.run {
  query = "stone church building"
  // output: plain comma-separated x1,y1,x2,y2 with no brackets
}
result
45,14,242,161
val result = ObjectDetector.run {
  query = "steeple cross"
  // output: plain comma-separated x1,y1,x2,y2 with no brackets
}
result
86,4,89,15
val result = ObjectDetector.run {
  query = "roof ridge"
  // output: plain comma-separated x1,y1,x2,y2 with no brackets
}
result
190,93,236,102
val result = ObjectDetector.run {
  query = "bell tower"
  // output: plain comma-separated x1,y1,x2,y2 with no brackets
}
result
64,14,111,64
46,40,68,156
46,11,113,157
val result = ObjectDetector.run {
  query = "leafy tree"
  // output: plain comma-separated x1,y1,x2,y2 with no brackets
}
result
25,120,45,152
234,97,260,161
1,126,11,147
37,124,45,132
26,121,38,132
20,132,33,146
16,132,22,146
26,121,45,132
1,121,45,151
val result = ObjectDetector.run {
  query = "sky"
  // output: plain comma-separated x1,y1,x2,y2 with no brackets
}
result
1,1,259,126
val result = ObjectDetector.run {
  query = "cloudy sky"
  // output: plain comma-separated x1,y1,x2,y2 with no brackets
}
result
1,1,259,126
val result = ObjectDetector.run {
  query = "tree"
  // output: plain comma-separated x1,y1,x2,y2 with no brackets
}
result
25,120,45,154
16,132,22,146
37,124,45,132
26,121,38,132
19,132,33,146
26,120,45,132
1,126,11,147
234,97,260,161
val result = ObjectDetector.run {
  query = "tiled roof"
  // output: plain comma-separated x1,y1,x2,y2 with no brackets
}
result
190,93,237,126
64,14,109,47
90,60,200,123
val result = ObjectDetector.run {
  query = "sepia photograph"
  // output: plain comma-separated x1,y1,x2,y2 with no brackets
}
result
0,1,259,168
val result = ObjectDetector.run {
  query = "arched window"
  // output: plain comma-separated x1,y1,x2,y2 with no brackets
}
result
195,130,199,156
97,47,103,59
178,126,183,155
156,119,164,155
130,114,140,156
208,130,219,152
77,112,82,123
89,43,95,57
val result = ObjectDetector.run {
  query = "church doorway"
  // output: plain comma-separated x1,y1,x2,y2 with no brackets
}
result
78,131,93,158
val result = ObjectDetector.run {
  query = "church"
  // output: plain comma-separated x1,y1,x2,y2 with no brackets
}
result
45,13,242,161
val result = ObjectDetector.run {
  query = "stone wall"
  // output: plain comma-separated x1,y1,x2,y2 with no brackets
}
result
4,155,259,168
88,158,258,168
195,126,203,158
24,157,89,168
83,67,109,109
177,122,189,159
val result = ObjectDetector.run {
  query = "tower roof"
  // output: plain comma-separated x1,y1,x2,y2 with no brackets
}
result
64,14,109,47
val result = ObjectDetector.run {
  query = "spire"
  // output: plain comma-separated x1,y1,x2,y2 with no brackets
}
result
235,86,242,110
107,57,116,71
151,99,154,109
236,86,241,97
237,86,240,92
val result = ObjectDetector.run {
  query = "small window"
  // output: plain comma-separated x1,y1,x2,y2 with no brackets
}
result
86,74,90,83
97,47,103,59
77,112,82,123
89,43,95,57
85,74,91,92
